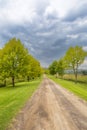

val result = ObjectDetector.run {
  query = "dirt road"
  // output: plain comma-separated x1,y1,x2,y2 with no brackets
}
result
9,76,87,130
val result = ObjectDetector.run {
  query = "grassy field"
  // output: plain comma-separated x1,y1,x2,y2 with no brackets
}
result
0,78,42,130
63,74,87,83
49,75,87,101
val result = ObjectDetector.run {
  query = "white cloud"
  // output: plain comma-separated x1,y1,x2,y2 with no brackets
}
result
44,6,58,18
0,0,83,28
49,0,79,18
0,0,49,27
83,46,87,51
79,59,87,70
76,18,87,27
36,31,53,37
67,34,79,39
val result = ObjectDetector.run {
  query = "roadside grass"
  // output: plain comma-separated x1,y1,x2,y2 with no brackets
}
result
49,75,87,101
0,78,42,130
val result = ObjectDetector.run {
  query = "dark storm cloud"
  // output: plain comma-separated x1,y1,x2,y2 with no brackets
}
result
0,0,87,68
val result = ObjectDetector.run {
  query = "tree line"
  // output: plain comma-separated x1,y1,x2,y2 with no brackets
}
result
0,38,42,87
49,46,87,83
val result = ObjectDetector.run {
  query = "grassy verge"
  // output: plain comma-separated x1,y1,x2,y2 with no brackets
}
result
0,78,42,130
49,75,87,101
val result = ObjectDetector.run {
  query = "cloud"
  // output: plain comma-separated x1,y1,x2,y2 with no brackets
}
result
79,58,87,70
0,0,87,68
64,1,87,21
0,0,49,27
67,34,79,39
83,46,87,51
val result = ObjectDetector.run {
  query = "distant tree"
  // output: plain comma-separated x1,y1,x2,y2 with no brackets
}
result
1,38,29,87
64,46,87,83
26,55,42,81
44,68,49,74
56,58,65,78
82,70,87,75
49,60,58,75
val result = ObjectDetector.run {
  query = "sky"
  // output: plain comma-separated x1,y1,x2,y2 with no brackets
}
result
0,0,87,68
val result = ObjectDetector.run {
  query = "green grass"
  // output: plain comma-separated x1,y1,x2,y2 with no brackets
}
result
0,78,42,130
49,75,87,101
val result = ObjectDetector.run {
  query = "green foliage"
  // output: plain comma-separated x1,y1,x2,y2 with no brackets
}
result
3,38,29,76
0,79,41,130
49,58,66,77
49,60,58,75
56,58,65,77
49,46,87,81
43,68,49,74
64,46,87,82
26,55,42,81
0,38,42,86
0,38,29,86
64,46,86,68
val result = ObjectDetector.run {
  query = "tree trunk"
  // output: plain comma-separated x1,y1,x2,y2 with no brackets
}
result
73,68,78,83
12,76,15,87
75,72,78,83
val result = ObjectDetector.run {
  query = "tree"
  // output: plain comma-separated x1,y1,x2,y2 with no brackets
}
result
64,46,87,83
1,38,29,87
0,49,9,86
49,60,58,75
56,58,65,77
43,68,49,74
82,70,87,75
26,55,42,81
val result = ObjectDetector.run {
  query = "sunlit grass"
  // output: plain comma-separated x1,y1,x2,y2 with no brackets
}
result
49,75,87,101
0,78,42,130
